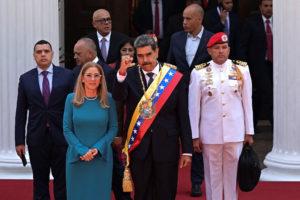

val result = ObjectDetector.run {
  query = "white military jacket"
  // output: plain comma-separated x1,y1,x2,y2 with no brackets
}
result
188,59,254,144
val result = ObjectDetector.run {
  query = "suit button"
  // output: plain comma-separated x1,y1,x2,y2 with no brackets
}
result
221,80,224,83
223,114,226,118
222,103,226,106
220,69,223,72
221,91,225,95
150,129,153,133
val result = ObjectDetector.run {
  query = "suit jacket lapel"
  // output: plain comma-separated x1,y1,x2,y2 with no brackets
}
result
48,65,57,106
181,33,189,67
31,68,46,105
190,30,208,68
93,32,105,62
107,31,116,63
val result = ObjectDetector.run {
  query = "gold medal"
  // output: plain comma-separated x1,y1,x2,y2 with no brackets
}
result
206,67,212,72
139,100,156,119
208,91,212,96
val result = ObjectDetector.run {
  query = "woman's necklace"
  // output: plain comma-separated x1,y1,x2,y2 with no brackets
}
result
137,64,162,119
84,96,98,100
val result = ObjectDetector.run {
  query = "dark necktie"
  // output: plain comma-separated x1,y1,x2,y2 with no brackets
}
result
154,0,160,37
202,0,208,9
41,71,50,105
101,37,107,62
147,72,154,88
266,19,273,62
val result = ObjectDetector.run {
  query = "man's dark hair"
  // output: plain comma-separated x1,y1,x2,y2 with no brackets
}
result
34,40,52,51
259,0,272,5
134,34,157,51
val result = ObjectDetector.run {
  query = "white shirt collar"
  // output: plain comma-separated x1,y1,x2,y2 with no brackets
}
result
187,26,204,39
37,64,53,74
212,59,230,69
262,15,272,24
142,62,160,76
97,31,111,42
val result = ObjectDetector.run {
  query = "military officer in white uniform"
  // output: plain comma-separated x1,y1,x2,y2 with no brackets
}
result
188,32,254,200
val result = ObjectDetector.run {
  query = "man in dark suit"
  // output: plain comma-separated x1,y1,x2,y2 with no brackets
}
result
113,34,193,200
86,9,130,66
204,0,241,59
15,40,75,200
73,38,115,92
167,3,213,88
159,0,204,61
167,3,213,197
238,0,273,130
72,38,132,200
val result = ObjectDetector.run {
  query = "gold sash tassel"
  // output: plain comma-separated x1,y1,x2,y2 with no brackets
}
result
122,167,133,192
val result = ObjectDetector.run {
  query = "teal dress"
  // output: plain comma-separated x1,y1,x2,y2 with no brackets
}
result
63,93,118,200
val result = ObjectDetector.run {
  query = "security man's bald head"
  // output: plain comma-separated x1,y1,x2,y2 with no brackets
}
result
183,4,204,37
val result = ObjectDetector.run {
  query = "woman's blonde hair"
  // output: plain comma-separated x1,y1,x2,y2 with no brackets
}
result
72,62,110,108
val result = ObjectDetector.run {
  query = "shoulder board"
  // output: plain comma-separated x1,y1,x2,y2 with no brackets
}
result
195,62,210,70
164,63,177,70
233,60,247,67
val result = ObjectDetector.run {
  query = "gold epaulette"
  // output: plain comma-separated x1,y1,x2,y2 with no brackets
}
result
164,63,177,70
195,62,209,70
233,60,247,67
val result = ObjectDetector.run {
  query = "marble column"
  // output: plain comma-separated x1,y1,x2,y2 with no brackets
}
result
261,0,300,181
0,0,59,179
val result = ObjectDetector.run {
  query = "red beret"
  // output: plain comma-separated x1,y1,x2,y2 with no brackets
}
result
207,32,229,48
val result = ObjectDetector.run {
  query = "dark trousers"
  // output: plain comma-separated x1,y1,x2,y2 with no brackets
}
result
112,147,132,200
252,61,273,127
190,152,204,185
28,128,67,200
130,147,178,200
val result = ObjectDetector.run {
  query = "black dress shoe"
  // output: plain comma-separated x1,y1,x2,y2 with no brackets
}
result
191,183,202,197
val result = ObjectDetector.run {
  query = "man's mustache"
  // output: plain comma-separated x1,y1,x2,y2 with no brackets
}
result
142,62,151,66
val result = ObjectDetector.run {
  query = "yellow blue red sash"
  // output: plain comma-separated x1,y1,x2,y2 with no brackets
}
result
121,64,183,167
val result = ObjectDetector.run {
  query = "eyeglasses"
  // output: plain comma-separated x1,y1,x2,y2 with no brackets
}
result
121,48,134,53
95,17,112,24
84,73,102,80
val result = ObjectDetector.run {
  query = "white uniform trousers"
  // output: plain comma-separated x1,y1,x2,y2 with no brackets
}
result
202,142,243,200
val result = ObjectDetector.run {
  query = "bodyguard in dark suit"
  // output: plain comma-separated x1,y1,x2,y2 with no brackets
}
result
72,38,131,200
113,34,193,200
86,9,130,66
167,4,213,197
238,0,273,129
204,0,241,59
15,40,75,200
167,4,213,88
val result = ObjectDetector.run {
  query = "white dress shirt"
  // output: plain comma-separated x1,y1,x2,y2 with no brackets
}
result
189,59,254,144
97,31,111,56
117,63,159,83
185,27,204,67
37,64,53,94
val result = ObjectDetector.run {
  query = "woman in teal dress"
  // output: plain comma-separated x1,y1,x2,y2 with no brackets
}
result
63,62,118,200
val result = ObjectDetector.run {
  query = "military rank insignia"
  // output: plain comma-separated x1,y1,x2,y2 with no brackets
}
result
195,62,210,70
233,60,247,67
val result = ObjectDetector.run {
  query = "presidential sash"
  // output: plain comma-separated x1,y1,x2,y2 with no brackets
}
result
121,64,183,168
